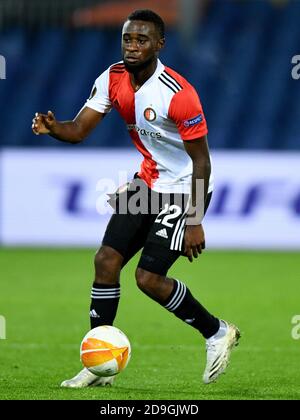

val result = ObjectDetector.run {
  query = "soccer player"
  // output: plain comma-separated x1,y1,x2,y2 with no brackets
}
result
32,9,240,388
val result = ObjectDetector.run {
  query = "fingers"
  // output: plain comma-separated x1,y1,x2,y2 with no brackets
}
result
47,110,54,120
184,245,191,263
185,243,205,263
32,112,41,135
192,246,199,259
197,244,202,254
186,249,193,263
184,245,196,263
184,225,206,263
32,111,53,134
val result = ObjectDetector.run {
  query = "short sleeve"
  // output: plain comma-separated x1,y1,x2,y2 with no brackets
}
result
168,87,208,140
84,68,112,114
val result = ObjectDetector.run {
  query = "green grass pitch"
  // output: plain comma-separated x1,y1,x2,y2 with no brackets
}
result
0,248,299,400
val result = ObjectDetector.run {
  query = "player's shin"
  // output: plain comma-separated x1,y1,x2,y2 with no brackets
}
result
89,283,121,328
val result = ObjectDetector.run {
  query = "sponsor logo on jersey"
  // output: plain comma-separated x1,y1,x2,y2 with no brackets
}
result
127,124,162,139
183,114,203,128
144,107,157,122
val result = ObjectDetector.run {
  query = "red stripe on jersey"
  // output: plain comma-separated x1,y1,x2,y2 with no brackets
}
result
108,71,159,188
130,130,159,189
166,66,208,140
109,71,135,122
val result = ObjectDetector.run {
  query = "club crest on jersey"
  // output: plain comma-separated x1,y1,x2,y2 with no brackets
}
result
183,114,203,128
144,107,157,122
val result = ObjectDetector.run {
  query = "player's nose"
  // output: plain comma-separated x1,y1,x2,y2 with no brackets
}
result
125,41,138,52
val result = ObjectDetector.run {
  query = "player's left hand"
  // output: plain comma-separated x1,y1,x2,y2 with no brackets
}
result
184,224,205,262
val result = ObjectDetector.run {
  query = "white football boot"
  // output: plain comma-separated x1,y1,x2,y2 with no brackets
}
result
203,320,240,384
60,368,114,388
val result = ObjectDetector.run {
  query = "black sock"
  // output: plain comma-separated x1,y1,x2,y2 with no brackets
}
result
163,279,220,339
89,283,120,329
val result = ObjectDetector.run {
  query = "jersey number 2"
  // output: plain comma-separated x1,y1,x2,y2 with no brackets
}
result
154,204,181,228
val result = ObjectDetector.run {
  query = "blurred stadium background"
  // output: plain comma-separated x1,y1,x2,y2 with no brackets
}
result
0,0,299,400
1,0,300,150
0,0,299,248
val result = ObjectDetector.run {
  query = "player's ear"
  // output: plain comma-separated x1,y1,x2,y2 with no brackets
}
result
157,37,165,51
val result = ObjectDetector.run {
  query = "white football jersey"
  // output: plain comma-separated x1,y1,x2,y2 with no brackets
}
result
85,59,213,194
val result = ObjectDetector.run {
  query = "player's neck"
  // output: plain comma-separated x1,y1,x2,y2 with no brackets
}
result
129,59,158,92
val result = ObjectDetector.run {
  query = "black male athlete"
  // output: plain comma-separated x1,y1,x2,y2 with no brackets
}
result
32,10,240,388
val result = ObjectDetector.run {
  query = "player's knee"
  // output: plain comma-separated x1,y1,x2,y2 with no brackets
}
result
94,246,123,284
135,268,160,293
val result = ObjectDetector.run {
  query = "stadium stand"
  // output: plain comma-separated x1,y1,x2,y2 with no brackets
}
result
0,0,299,149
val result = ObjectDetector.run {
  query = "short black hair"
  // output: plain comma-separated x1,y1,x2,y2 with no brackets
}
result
127,9,165,39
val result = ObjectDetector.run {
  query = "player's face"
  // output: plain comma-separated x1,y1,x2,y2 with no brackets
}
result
122,20,164,73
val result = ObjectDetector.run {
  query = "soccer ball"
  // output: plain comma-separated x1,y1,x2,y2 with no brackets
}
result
80,325,131,377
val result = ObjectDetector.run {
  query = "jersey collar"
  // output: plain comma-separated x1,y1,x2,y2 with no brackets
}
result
134,59,164,93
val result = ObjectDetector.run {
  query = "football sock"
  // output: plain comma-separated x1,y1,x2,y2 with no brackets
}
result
163,279,220,339
90,283,120,329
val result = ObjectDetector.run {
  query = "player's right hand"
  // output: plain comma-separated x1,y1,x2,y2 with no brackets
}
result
32,111,56,135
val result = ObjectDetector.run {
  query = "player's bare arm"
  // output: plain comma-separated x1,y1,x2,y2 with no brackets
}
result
32,106,104,144
183,135,211,262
